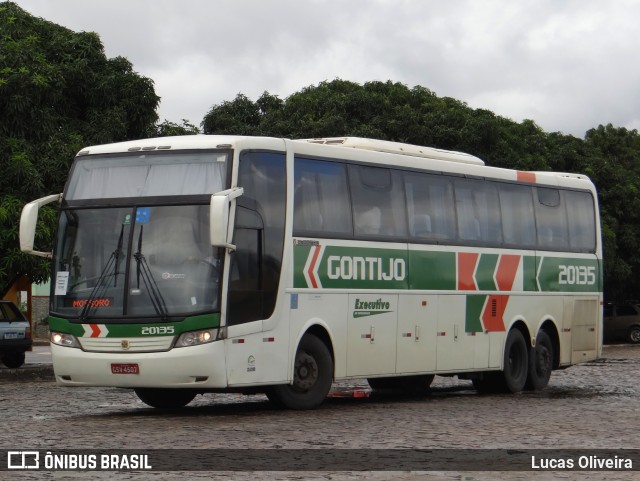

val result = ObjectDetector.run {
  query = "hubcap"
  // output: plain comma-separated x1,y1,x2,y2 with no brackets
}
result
293,351,318,392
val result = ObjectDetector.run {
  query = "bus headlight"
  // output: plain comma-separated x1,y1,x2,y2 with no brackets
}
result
50,331,81,348
175,329,218,348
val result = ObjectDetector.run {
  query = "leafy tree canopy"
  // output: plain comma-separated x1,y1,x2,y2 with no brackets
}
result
0,2,159,294
203,80,640,302
153,119,200,137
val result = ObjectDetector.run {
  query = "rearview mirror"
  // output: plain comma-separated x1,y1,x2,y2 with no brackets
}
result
20,193,62,258
210,187,244,250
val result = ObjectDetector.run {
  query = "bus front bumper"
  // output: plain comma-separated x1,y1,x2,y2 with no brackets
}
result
51,341,228,388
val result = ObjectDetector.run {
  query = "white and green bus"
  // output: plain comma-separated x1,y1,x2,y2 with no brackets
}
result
20,136,602,409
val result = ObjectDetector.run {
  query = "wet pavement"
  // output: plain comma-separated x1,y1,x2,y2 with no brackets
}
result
1,344,638,480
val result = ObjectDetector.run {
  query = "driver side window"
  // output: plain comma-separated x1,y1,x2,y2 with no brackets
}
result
227,151,286,325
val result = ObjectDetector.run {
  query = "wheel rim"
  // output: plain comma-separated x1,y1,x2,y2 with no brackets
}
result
535,344,552,376
630,328,640,343
292,350,318,392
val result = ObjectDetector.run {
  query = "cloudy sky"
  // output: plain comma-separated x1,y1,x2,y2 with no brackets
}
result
14,0,640,137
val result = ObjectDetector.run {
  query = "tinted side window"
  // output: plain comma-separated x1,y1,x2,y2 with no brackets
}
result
535,188,568,250
349,165,407,239
293,158,352,237
454,179,501,244
499,183,536,248
228,151,286,325
565,190,596,252
404,172,456,242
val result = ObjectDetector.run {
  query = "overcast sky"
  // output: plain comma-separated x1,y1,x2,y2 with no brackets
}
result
14,0,640,137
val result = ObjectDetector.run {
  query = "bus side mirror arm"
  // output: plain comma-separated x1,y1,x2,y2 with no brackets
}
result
210,187,244,251
20,193,62,258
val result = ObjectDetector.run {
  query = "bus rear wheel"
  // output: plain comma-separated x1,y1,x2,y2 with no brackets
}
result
500,328,529,393
266,334,333,410
134,388,197,409
525,330,553,390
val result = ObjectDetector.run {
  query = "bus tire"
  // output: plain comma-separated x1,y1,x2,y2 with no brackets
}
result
500,328,529,393
368,375,434,394
525,330,553,391
134,388,197,409
266,334,333,410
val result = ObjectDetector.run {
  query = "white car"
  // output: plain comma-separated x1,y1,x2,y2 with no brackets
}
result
0,301,32,368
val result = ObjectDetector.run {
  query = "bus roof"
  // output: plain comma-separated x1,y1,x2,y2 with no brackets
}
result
299,137,485,166
75,135,595,191
77,135,483,165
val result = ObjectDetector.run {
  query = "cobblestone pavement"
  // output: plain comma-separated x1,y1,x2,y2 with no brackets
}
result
1,345,638,481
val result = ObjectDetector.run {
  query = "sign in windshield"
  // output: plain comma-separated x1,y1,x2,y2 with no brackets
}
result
65,152,228,200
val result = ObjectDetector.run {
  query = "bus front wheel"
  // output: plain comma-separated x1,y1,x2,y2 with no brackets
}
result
266,334,333,410
134,388,197,409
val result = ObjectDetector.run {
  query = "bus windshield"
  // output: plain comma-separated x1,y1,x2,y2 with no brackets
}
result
51,150,230,320
52,205,221,319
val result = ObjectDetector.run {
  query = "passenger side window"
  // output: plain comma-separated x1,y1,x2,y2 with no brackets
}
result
535,188,568,250
454,179,501,244
349,165,407,239
294,158,352,237
565,190,596,252
499,183,536,248
404,172,455,242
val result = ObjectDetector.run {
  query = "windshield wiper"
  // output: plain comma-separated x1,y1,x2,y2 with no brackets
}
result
133,225,169,321
79,225,125,322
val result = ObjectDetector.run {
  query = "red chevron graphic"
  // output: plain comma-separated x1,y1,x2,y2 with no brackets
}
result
90,324,102,338
495,255,520,291
307,245,321,288
482,295,507,332
458,252,479,291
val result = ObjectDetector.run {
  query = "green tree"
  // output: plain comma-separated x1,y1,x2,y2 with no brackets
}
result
0,2,160,294
584,125,640,301
153,119,200,137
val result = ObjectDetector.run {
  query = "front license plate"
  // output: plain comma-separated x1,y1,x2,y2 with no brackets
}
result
111,363,140,374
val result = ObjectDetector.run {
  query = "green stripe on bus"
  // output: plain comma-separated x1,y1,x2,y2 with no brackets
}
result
293,244,312,289
536,256,601,293
465,295,486,333
409,250,457,290
48,313,221,337
293,242,600,293
476,254,499,291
